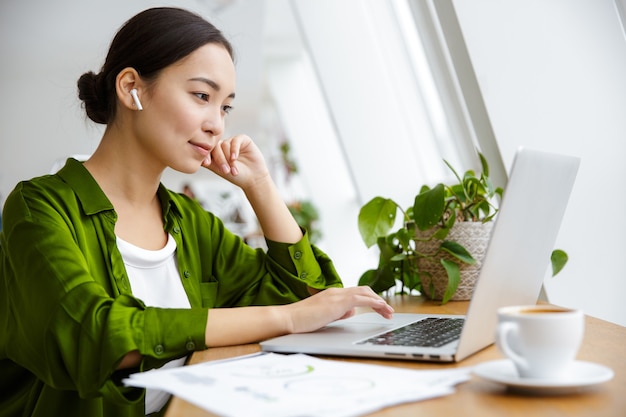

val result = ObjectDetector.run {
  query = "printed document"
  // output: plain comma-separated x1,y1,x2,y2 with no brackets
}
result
124,352,470,417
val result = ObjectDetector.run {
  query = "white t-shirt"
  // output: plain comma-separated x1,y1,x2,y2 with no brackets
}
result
116,234,190,414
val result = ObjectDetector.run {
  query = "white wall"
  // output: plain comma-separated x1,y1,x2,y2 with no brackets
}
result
452,0,626,326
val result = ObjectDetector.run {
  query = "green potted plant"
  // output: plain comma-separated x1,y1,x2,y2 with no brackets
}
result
357,152,568,304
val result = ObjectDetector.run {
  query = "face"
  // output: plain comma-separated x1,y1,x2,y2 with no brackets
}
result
134,43,236,174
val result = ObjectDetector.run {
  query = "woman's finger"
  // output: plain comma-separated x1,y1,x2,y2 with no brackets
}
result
226,135,244,161
350,293,394,319
218,137,245,175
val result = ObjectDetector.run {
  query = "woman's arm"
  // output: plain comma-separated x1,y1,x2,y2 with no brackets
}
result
202,134,303,244
116,287,393,369
204,286,394,347
241,174,303,244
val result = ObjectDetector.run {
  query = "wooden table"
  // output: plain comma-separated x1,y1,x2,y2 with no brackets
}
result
165,296,625,417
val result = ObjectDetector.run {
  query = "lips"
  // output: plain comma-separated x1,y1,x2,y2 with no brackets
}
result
189,141,211,157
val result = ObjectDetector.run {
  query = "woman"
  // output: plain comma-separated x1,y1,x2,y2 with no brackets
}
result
0,7,393,417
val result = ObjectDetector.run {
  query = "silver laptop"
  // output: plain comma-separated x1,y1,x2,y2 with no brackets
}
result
261,147,580,363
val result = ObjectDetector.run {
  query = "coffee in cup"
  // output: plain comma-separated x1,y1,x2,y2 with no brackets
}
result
495,305,584,380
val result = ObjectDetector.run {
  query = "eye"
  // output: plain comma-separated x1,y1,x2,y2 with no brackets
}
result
194,92,209,102
222,105,233,115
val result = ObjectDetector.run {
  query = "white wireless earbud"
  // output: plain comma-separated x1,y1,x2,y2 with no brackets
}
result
129,88,143,111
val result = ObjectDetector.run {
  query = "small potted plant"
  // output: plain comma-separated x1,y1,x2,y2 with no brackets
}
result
357,151,568,304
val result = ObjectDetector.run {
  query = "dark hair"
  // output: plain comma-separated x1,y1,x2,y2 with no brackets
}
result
77,7,233,124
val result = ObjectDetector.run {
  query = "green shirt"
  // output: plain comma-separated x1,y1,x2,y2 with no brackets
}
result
0,158,343,417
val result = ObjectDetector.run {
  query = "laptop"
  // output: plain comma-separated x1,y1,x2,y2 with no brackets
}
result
261,147,580,363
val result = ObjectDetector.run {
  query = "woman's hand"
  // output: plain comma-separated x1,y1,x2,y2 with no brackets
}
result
282,286,394,334
201,134,269,190
204,287,393,348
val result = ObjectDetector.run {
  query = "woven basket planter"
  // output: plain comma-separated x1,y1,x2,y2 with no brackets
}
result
415,221,493,301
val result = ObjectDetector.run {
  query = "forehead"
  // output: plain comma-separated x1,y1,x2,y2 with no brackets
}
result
159,43,236,92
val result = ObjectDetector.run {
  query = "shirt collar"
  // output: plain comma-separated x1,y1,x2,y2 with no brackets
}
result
56,158,183,219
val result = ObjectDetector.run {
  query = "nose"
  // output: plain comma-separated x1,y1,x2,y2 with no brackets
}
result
201,107,225,138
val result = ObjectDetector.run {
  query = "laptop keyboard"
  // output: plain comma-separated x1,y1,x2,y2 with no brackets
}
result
357,318,465,348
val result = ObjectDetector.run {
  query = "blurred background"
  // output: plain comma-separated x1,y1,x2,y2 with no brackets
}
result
1,0,626,326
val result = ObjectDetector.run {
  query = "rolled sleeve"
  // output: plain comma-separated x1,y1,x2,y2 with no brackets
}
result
266,230,343,290
288,238,322,283
139,307,207,370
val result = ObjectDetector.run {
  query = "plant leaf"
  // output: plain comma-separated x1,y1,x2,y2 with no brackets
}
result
448,184,465,202
483,174,496,197
395,226,412,249
402,268,421,292
377,236,399,263
443,210,457,229
440,259,460,304
390,253,407,261
432,227,450,240
551,249,568,276
440,241,476,264
358,197,398,248
358,267,396,293
413,184,445,231
478,152,489,177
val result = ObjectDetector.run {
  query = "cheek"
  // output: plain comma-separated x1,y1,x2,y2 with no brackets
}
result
149,99,200,138
169,110,198,137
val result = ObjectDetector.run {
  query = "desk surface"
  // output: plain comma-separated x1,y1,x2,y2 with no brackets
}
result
165,296,625,417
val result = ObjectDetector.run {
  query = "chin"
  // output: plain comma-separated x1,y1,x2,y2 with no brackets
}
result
171,161,203,175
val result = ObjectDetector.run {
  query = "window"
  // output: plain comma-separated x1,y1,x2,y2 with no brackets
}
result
263,0,487,286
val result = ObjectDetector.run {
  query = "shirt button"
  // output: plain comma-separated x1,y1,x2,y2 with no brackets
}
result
183,270,191,278
154,344,165,355
173,227,181,234
185,341,196,351
294,251,302,260
299,272,307,280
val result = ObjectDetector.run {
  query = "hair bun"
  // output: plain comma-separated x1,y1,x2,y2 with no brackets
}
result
77,71,109,124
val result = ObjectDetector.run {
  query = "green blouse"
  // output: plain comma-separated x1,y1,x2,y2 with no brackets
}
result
0,158,343,417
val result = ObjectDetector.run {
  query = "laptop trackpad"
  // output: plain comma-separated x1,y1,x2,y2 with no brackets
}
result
312,313,430,340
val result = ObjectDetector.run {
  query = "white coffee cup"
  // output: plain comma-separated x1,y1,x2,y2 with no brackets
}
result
495,305,584,380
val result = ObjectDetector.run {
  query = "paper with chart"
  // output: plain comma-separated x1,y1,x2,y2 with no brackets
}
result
124,352,471,417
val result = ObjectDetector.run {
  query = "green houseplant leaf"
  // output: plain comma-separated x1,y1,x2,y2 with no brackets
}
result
358,267,396,294
440,241,476,265
358,197,399,248
413,184,445,231
551,249,568,276
440,259,460,304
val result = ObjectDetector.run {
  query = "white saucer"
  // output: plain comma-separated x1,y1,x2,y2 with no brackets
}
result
472,359,614,395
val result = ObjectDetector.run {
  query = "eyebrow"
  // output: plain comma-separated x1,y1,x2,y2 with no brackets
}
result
189,77,236,99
